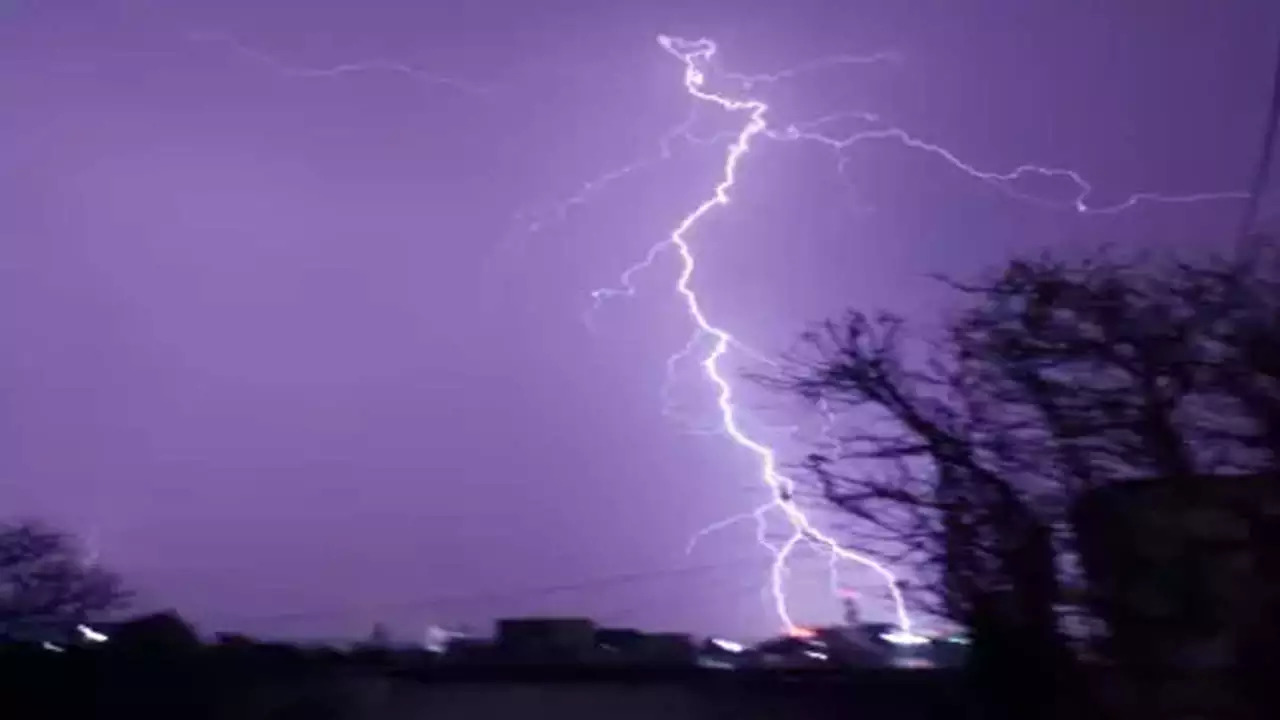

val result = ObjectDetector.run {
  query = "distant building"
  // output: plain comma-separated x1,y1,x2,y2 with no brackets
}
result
595,627,695,666
436,619,700,667
697,637,749,669
1073,474,1280,669
746,618,958,670
495,617,598,663
442,636,496,665
595,627,645,656
819,624,944,669
748,634,835,668
634,632,697,665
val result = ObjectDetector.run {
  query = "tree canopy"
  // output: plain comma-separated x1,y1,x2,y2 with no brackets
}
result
0,519,130,637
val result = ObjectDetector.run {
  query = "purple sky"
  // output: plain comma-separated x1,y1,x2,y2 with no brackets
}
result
3,0,1276,642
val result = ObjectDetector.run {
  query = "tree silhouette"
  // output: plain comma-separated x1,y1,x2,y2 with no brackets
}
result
760,241,1280,718
0,519,129,636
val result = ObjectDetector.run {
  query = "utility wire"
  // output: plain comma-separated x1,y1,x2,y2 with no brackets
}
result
214,554,773,626
1238,27,1280,260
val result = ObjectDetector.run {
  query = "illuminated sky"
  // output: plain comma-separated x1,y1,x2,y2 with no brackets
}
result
2,0,1276,642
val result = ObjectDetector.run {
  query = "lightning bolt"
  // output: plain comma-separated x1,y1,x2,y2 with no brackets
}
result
774,111,1251,214
685,501,776,556
602,35,916,638
180,27,1249,640
578,35,1250,640
721,50,904,89
185,31,496,98
521,110,702,240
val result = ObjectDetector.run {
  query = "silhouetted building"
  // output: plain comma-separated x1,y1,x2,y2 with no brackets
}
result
442,636,496,665
697,637,749,669
105,611,200,655
595,627,646,656
632,632,697,665
496,617,597,663
748,634,834,668
1073,474,1280,669
594,627,695,665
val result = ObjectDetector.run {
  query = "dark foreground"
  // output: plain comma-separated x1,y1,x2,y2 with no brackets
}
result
4,644,972,719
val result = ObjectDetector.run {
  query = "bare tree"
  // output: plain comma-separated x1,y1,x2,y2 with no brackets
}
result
761,244,1280,717
1189,247,1280,464
763,308,1072,718
0,519,129,636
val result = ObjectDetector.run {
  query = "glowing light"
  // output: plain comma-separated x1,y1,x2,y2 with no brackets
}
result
710,637,746,653
787,625,819,640
880,629,931,646
425,625,467,653
803,649,830,660
77,624,109,643
41,641,65,653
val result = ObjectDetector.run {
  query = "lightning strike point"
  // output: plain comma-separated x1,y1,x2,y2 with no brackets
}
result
640,35,918,638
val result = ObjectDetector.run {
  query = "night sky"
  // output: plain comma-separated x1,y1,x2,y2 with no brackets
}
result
3,0,1276,643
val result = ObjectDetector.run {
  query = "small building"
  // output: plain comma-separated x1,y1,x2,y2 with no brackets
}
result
595,627,646,656
594,627,694,665
747,634,834,668
630,632,696,665
1073,474,1280,669
442,636,497,665
495,617,598,663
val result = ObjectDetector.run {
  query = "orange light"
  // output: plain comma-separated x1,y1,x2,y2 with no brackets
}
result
788,626,817,639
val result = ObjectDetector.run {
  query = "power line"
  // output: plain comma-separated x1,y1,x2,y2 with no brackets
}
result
213,554,773,626
1238,27,1280,258
593,574,770,629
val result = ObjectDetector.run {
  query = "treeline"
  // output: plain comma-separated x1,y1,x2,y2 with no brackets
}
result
761,237,1280,719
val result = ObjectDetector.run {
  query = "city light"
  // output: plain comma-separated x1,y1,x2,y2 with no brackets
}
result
710,637,746,653
76,624,109,643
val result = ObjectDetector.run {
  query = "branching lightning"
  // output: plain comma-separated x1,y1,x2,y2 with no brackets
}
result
186,31,496,97
572,35,1250,640
186,26,1250,640
598,35,916,637
721,50,904,89
775,110,1251,214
